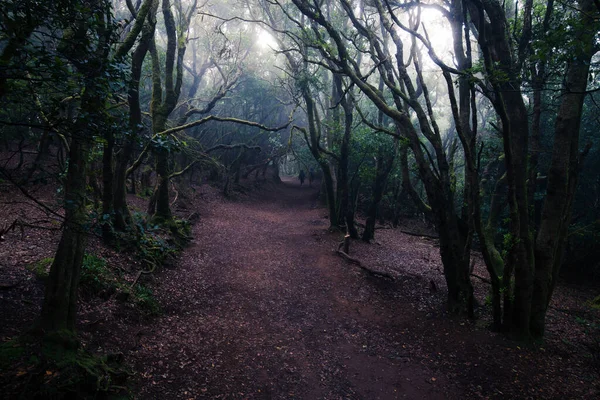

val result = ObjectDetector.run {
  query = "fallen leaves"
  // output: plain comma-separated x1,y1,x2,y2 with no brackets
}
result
2,178,599,399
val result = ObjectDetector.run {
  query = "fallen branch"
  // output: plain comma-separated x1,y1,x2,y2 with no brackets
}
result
549,305,591,318
399,229,439,239
0,279,22,290
471,273,491,284
129,271,143,290
336,250,395,280
0,219,19,241
170,181,179,206
205,143,261,153
375,226,394,230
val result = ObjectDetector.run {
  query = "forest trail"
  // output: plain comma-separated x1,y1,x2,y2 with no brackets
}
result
129,177,451,399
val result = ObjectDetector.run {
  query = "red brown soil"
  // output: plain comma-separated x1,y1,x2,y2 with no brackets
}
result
2,176,599,399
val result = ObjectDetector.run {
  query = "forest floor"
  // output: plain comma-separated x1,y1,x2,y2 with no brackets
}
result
1,176,600,399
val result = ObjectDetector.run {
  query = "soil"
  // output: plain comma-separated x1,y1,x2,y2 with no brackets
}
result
1,176,599,399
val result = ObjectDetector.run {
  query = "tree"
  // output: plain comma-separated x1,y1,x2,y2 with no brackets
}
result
147,0,195,220
23,0,155,342
466,0,600,339
38,0,125,341
284,0,476,314
113,0,159,232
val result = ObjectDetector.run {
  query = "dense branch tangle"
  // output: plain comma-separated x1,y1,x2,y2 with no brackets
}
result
277,0,476,315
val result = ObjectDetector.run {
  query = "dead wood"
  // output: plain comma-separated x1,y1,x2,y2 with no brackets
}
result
130,270,143,289
0,219,19,241
170,181,179,206
187,211,200,222
336,250,395,280
471,273,491,284
399,229,439,239
337,234,351,254
0,279,22,290
429,279,438,292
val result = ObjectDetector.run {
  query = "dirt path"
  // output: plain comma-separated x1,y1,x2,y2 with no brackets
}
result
1,175,597,398
128,178,451,399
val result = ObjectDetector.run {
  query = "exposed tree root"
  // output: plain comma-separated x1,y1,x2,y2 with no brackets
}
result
129,271,143,290
337,234,350,253
336,250,395,281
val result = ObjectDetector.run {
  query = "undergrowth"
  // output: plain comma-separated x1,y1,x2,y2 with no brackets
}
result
80,254,161,316
130,212,191,273
6,212,193,398
0,336,129,399
26,257,53,280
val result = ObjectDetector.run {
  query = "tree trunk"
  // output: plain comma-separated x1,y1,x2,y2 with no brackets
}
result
114,12,155,231
272,158,282,183
114,142,135,230
321,163,338,227
337,78,358,238
101,130,115,242
148,0,188,222
40,117,91,339
466,0,535,338
153,147,172,220
302,89,339,229
437,210,474,317
362,147,395,242
531,0,598,338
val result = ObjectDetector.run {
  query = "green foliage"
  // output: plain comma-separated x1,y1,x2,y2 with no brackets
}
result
78,251,162,316
484,293,493,307
151,134,183,153
498,276,515,304
501,233,520,261
80,254,115,296
0,335,129,399
295,69,325,92
137,229,178,270
132,285,161,316
26,257,54,280
0,339,25,370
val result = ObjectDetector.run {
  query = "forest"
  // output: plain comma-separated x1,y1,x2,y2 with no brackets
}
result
1,0,599,398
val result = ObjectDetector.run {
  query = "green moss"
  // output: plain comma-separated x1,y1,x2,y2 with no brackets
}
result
26,257,54,280
42,342,129,398
591,294,600,309
80,254,117,295
132,285,161,316
80,252,161,316
147,216,192,247
0,339,25,370
1,333,130,398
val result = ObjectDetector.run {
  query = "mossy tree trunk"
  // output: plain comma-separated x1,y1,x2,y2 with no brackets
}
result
114,2,157,231
336,76,359,238
39,0,113,338
531,0,598,338
39,0,155,340
302,90,339,229
101,129,115,242
466,0,598,339
362,145,396,242
148,0,192,222
40,134,90,335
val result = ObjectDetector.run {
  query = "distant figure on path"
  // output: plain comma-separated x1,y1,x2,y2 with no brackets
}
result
299,170,306,186
309,168,315,187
